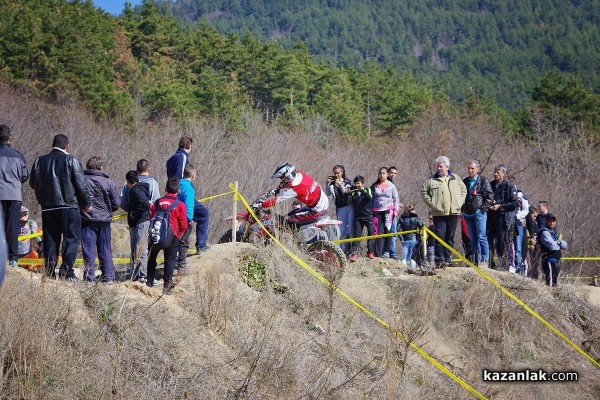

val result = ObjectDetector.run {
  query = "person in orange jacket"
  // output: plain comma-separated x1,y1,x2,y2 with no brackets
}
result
18,206,43,271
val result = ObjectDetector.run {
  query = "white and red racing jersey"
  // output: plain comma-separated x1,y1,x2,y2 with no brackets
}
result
262,171,329,211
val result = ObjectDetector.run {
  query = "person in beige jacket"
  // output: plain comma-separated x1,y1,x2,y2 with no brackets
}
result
421,156,467,267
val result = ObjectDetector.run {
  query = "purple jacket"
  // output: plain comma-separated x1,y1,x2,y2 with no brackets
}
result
81,169,120,224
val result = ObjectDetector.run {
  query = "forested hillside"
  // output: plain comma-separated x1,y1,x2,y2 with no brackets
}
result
166,0,600,109
0,0,598,137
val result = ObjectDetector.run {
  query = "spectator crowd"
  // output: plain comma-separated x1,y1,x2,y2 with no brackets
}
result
1,123,568,290
1,127,208,295
325,156,567,287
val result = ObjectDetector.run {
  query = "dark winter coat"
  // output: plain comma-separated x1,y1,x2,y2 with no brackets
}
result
462,175,494,215
29,149,90,209
398,212,424,240
165,148,190,179
327,178,352,209
488,179,519,228
81,169,120,224
127,182,151,228
347,188,373,219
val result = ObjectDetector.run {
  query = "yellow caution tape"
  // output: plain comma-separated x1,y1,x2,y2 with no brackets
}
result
230,184,486,400
561,257,600,261
18,232,43,241
425,227,600,368
14,247,204,266
19,189,236,242
198,190,235,202
332,230,418,244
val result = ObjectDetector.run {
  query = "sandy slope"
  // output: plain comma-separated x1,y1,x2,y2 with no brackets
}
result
5,238,600,398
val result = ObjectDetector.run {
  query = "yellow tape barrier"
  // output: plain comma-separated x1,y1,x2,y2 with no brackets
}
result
18,231,43,241
332,230,418,244
18,190,236,243
112,213,127,221
11,252,198,266
229,183,486,400
425,227,600,368
198,190,235,202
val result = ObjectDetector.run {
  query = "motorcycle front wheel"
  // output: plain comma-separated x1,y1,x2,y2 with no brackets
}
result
307,240,347,283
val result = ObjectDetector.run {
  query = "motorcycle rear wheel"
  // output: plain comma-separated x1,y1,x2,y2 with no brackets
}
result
307,240,347,282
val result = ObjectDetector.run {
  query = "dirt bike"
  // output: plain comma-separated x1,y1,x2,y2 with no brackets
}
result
293,215,348,282
218,209,275,245
220,199,348,281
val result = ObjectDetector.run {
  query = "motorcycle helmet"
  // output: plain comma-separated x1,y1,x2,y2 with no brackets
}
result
271,163,296,184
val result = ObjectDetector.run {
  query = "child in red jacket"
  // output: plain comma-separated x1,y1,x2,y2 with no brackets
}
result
147,177,188,295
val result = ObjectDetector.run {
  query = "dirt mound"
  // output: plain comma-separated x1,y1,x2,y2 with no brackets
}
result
2,242,600,399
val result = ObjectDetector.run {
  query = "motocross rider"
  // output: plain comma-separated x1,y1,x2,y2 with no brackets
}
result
252,163,329,227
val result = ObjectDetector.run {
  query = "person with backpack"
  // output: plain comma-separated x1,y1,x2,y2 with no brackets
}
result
147,177,188,295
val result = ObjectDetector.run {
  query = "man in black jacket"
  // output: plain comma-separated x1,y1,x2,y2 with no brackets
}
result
125,170,151,283
462,160,494,267
0,125,29,268
30,134,91,280
487,164,518,270
81,156,120,283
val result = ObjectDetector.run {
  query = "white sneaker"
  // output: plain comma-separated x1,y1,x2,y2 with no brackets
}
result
509,265,516,273
479,261,488,269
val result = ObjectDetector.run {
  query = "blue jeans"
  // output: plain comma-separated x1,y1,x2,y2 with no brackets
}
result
513,224,524,271
81,223,115,282
401,238,417,266
389,216,398,257
464,211,489,263
336,205,354,253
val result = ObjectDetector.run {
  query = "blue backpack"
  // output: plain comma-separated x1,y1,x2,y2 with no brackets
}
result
149,199,180,249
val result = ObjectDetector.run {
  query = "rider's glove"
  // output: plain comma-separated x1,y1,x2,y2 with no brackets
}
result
257,188,279,204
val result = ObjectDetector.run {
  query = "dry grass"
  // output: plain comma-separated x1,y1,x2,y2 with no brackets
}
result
2,240,600,399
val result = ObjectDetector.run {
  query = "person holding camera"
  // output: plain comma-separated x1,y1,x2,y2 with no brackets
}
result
325,165,354,254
